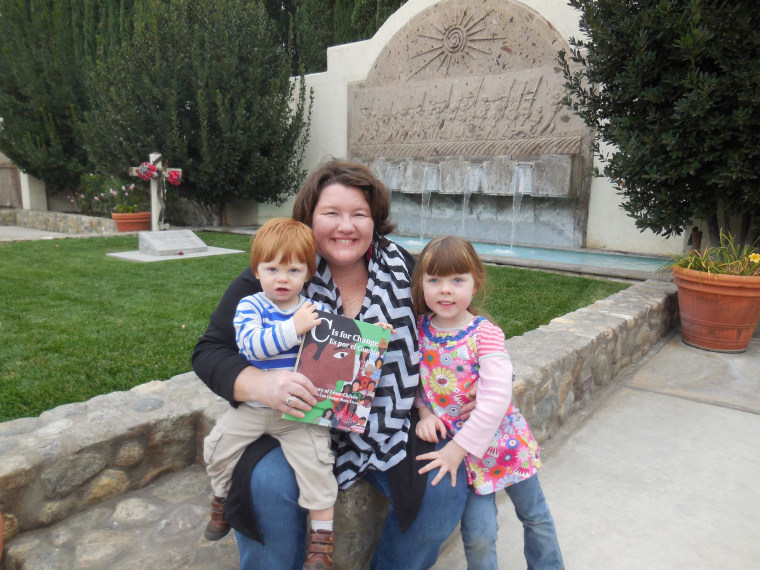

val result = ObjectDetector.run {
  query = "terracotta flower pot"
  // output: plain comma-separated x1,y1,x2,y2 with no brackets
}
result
111,211,151,232
672,265,760,353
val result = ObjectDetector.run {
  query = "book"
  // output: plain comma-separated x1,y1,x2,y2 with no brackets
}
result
283,310,390,433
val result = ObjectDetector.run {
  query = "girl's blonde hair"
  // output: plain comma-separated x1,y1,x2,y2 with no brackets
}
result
411,235,487,317
250,217,317,277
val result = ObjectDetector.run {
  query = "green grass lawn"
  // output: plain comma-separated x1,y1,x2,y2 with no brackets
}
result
0,232,629,422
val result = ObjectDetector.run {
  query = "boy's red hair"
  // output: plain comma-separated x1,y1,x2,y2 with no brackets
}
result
250,217,317,278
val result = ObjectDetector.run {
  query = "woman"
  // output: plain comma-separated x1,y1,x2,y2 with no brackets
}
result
192,159,469,569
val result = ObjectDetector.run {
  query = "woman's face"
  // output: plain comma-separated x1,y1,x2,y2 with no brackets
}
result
311,183,374,269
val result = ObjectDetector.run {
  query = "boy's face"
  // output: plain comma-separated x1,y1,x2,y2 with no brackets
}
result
255,253,310,310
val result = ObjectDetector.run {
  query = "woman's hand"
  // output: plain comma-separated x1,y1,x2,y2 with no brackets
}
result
416,440,468,487
375,321,396,334
415,408,448,443
232,366,318,418
460,383,478,420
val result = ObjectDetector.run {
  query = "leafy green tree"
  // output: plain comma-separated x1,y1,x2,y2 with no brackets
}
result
0,0,130,193
84,0,312,225
559,0,760,246
287,0,408,74
294,0,334,74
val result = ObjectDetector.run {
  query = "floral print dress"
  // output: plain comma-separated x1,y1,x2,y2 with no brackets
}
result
418,315,542,495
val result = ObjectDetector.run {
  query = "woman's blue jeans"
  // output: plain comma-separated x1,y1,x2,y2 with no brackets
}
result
235,442,469,569
461,475,564,570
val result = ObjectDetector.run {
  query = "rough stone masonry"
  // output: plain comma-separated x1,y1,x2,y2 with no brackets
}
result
1,280,677,568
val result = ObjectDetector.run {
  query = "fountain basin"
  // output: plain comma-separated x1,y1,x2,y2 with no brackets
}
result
391,235,669,281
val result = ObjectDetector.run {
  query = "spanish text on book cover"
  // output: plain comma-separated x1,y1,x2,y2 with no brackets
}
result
284,310,390,433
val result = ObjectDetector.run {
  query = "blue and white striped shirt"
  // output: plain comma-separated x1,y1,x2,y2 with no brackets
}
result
234,292,328,373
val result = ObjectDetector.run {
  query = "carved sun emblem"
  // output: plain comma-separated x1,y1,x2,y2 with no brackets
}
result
409,9,505,79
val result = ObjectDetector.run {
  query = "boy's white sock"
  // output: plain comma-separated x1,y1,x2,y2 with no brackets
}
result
310,519,333,532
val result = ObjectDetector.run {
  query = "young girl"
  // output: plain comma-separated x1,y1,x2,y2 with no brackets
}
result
412,236,564,570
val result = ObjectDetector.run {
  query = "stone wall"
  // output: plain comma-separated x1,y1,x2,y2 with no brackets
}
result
0,210,117,233
0,280,679,561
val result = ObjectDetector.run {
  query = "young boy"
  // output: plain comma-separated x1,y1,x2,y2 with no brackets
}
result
203,217,336,569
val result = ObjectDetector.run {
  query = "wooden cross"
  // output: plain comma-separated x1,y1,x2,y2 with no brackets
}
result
128,152,182,232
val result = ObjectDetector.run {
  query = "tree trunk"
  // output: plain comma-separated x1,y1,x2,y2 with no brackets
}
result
707,214,721,248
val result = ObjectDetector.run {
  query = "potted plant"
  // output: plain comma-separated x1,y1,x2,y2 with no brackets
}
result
68,174,151,231
109,182,151,232
669,234,760,352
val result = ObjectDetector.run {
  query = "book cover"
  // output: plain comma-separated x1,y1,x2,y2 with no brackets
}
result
283,310,390,433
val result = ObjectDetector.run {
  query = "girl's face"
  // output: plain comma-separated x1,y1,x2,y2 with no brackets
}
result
311,183,374,269
422,271,476,329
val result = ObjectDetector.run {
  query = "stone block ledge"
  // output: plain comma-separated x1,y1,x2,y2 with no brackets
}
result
0,280,678,564
0,209,117,233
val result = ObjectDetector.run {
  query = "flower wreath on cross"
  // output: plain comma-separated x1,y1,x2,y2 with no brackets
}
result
136,161,182,186
136,162,158,181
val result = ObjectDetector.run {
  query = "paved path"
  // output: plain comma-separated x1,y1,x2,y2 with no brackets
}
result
0,226,69,241
435,333,760,569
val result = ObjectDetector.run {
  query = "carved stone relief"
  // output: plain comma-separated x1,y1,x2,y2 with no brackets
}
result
348,0,589,165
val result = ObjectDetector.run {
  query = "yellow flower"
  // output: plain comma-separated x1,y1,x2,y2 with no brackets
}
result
429,367,457,394
750,253,760,264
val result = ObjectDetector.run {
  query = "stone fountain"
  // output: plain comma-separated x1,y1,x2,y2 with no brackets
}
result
348,0,592,249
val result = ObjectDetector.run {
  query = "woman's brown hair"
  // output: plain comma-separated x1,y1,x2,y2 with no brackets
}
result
411,235,488,317
292,159,395,248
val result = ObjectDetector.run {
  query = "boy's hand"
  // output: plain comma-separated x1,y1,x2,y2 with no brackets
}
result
294,301,321,336
415,409,447,443
416,440,468,487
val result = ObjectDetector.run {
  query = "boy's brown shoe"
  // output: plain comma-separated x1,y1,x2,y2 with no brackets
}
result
303,528,334,570
203,495,230,541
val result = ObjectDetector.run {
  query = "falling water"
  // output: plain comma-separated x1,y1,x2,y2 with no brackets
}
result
420,190,432,240
419,165,440,240
460,188,472,237
509,162,533,249
461,164,487,237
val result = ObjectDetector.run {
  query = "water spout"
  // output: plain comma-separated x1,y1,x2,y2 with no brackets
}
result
463,163,488,194
422,164,440,192
509,162,533,249
385,165,403,191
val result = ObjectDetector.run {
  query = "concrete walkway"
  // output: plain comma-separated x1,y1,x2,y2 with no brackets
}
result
435,333,760,569
0,225,69,241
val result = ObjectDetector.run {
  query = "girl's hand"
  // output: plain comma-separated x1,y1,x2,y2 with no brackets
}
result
416,440,468,487
294,301,321,336
415,410,447,443
375,321,396,334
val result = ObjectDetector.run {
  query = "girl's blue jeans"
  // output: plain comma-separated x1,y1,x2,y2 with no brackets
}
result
461,474,564,570
235,441,469,570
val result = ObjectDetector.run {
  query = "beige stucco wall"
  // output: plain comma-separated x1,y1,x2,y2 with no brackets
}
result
19,172,47,211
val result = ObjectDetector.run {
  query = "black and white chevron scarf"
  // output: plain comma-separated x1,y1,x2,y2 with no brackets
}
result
305,240,420,488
